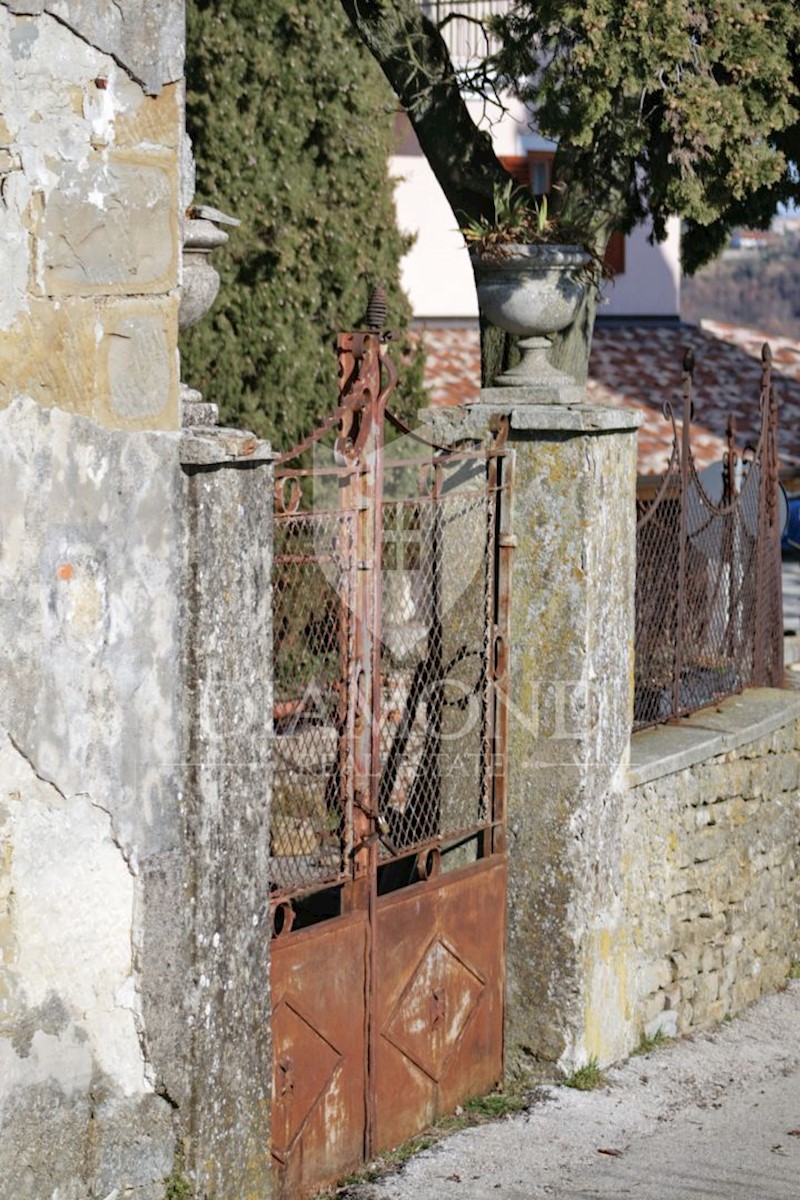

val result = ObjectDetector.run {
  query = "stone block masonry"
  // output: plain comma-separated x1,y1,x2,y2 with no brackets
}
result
422,407,797,1085
0,2,186,430
622,699,800,1043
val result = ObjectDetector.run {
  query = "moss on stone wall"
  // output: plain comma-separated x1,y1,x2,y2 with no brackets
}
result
183,1,423,448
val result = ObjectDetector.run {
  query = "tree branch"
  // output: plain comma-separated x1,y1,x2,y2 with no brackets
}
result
338,0,511,224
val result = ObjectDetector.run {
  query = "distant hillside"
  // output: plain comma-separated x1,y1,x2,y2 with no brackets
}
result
682,236,800,341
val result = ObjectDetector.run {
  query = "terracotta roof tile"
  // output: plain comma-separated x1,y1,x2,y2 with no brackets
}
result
414,320,800,476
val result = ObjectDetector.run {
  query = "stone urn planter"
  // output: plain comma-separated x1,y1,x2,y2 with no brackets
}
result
179,204,239,425
471,243,590,402
180,217,230,333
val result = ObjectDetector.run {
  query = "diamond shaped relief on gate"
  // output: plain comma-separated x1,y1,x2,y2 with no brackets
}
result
382,939,485,1081
271,1000,342,1158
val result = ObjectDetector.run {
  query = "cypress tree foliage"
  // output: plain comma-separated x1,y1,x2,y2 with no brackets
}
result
182,1,422,448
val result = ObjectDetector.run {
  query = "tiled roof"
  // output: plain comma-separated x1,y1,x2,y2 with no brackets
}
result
416,323,480,409
415,319,800,477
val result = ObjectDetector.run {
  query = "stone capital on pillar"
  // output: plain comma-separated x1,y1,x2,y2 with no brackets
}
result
424,396,644,441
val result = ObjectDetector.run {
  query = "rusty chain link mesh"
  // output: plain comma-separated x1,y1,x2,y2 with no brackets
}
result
271,492,355,894
634,351,783,730
271,446,502,899
376,453,497,858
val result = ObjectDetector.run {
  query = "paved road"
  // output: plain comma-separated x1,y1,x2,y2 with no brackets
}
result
348,983,800,1200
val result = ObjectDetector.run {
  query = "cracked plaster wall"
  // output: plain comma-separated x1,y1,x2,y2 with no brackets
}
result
0,397,274,1198
0,6,273,1191
0,1,186,430
0,734,174,1200
0,397,185,1199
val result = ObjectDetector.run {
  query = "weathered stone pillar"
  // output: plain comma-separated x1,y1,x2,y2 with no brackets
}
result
179,429,274,1199
427,399,641,1076
0,404,274,1199
1,5,278,1193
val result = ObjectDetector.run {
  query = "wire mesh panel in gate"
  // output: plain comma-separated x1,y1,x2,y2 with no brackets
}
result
270,332,509,909
376,446,499,864
272,494,356,897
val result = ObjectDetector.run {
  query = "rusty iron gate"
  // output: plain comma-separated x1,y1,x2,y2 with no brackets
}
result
269,322,512,1198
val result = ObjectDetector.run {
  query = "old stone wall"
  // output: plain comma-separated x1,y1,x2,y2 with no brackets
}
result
622,703,800,1043
0,398,273,1199
179,433,274,1200
0,1,187,430
0,4,277,1195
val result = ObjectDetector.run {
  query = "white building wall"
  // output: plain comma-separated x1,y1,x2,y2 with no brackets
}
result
599,221,681,319
391,91,682,322
391,154,479,321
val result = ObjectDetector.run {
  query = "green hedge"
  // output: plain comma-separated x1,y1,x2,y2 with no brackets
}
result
183,1,423,448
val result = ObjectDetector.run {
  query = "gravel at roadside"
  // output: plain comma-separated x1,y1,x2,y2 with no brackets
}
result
343,981,800,1200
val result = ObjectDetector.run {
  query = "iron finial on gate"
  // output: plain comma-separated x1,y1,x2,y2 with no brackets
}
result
682,347,695,377
365,285,388,333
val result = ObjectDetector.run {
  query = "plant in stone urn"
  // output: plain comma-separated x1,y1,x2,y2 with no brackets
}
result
463,183,595,402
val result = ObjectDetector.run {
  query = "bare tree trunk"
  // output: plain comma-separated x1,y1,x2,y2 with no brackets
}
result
548,289,598,385
338,0,509,223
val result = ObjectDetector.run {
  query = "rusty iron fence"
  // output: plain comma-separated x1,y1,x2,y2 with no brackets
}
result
271,330,510,907
634,345,784,730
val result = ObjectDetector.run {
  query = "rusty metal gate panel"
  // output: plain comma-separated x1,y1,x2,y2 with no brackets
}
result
374,857,506,1152
271,911,367,1198
270,313,512,1198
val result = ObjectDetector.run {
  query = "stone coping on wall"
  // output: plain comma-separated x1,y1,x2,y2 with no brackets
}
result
423,400,643,441
473,397,644,433
628,686,800,787
179,426,273,465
